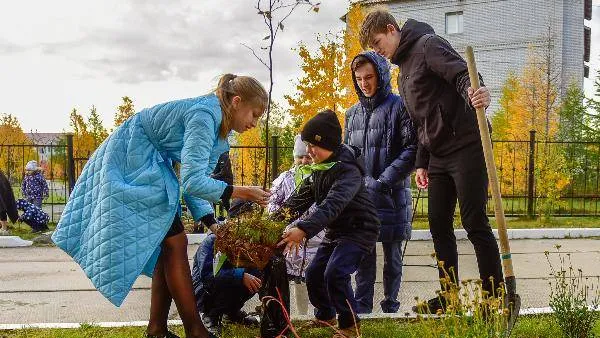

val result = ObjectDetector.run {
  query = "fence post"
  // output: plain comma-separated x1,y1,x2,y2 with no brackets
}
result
66,133,76,194
527,130,536,218
271,135,279,184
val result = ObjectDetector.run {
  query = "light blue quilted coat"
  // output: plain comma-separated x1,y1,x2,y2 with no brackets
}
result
52,93,229,306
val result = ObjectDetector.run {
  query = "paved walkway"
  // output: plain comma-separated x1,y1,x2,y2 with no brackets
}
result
1,238,599,324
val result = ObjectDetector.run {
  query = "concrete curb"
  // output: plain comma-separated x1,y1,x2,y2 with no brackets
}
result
0,307,557,330
409,228,600,241
190,228,600,245
0,236,33,248
187,233,208,244
2,228,599,248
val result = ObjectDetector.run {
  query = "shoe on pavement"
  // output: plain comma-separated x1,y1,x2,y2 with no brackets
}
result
412,296,448,314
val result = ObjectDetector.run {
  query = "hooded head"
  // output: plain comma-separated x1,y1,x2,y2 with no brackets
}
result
292,134,311,166
351,51,392,109
293,134,307,157
25,160,40,172
392,19,436,64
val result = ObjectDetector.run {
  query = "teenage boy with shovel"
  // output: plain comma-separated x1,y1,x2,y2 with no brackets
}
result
359,9,503,314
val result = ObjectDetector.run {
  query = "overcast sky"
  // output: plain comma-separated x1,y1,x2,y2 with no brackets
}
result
0,0,598,133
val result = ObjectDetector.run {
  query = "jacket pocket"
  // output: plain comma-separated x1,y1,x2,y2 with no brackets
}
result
369,186,395,210
418,104,453,151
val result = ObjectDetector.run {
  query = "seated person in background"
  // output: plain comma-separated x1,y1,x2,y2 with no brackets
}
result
16,199,50,233
192,234,260,338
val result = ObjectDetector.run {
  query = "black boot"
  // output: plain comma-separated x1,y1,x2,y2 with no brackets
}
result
201,313,223,337
412,297,448,314
223,310,259,326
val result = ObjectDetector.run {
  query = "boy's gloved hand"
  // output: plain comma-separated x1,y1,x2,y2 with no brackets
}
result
277,227,306,256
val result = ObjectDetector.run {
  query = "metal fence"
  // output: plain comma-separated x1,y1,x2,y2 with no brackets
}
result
2,132,599,221
0,141,71,223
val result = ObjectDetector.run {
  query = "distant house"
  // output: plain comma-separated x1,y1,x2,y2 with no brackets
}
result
25,133,66,170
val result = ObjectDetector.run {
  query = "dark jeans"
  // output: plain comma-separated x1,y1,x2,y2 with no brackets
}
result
306,240,368,329
199,270,259,318
355,241,404,313
427,141,503,295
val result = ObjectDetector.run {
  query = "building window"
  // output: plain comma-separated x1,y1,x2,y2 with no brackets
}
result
584,26,591,63
445,11,463,34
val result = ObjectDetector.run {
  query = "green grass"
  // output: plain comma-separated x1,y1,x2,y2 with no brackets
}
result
411,195,600,218
6,223,56,241
11,184,67,204
6,217,600,244
1,316,598,338
412,216,600,230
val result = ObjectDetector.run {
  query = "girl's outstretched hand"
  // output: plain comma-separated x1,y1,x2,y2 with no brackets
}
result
232,186,271,207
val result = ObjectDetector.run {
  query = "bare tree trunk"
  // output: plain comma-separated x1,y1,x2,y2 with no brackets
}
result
245,0,319,189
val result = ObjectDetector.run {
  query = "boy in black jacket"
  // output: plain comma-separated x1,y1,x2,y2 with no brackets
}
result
277,110,379,338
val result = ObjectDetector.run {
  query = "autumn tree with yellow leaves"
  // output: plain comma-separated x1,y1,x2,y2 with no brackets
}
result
285,3,401,133
285,3,367,130
492,36,570,218
114,96,135,128
285,34,346,128
0,114,33,179
69,107,109,157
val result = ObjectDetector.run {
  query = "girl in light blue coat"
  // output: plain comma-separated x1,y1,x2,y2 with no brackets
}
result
52,74,271,338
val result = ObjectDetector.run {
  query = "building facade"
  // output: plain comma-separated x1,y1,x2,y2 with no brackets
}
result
358,0,592,112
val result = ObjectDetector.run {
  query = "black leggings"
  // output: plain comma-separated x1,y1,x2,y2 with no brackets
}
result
164,216,184,238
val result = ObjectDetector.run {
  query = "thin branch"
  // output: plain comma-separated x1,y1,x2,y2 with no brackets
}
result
272,2,300,11
273,3,300,39
241,43,270,69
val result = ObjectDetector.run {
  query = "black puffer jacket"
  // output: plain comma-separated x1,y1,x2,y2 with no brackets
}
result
277,145,379,250
345,51,416,242
392,19,485,168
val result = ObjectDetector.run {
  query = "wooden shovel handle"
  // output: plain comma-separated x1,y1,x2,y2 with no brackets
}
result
465,46,515,279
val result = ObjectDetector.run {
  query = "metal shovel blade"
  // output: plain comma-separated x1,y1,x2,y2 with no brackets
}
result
504,276,521,337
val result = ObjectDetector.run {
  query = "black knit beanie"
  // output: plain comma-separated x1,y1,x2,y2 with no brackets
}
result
301,109,342,151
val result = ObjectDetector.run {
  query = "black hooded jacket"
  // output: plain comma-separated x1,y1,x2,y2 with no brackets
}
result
392,19,486,168
275,144,379,250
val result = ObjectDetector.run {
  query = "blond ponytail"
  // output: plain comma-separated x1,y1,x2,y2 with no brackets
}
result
215,74,268,138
